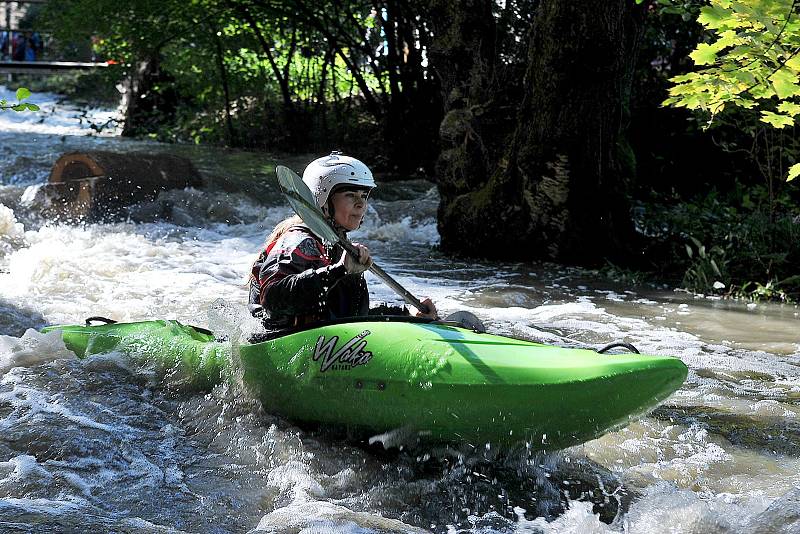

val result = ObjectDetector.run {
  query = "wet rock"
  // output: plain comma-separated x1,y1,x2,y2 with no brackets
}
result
746,487,800,534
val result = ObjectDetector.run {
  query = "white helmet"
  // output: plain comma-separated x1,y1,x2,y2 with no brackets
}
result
302,151,376,210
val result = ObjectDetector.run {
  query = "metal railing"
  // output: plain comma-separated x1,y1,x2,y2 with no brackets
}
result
1,1,110,73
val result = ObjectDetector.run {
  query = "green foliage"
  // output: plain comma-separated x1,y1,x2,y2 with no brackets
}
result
681,235,728,293
598,262,651,286
637,188,800,301
733,279,789,301
42,0,430,154
663,0,800,182
0,87,39,112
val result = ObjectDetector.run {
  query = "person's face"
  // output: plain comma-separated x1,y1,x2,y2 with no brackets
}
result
330,188,370,231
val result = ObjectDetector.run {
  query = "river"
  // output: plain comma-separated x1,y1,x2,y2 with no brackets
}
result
1,86,799,533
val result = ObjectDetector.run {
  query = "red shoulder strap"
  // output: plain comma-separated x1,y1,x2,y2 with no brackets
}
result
264,238,278,256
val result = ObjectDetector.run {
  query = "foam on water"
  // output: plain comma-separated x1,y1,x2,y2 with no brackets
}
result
0,220,263,325
354,213,440,246
0,85,121,137
253,500,428,533
0,203,26,271
0,203,24,240
0,329,74,377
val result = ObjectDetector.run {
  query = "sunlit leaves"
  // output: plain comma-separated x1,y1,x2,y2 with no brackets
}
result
771,67,800,98
690,43,719,65
697,3,735,30
787,163,800,181
777,100,800,114
786,54,800,72
760,110,794,127
664,0,800,181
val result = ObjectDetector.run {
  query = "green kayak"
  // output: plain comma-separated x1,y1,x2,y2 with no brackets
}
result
43,318,687,448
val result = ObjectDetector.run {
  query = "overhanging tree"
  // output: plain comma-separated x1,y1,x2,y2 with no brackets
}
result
664,0,800,182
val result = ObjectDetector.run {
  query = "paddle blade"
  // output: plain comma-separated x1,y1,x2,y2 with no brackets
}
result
275,165,340,244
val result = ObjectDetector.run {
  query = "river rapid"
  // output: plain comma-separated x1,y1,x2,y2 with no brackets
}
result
0,87,799,533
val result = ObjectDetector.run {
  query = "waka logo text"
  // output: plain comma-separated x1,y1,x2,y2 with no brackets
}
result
313,330,373,372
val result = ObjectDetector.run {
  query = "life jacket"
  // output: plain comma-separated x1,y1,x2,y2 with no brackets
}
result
248,225,368,326
249,225,328,293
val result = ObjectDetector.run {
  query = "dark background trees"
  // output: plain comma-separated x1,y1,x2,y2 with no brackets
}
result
35,0,800,299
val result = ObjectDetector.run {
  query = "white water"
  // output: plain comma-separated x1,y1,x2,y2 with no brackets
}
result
0,85,121,137
1,89,799,533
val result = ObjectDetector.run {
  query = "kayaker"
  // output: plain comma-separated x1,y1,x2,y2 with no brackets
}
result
249,152,437,330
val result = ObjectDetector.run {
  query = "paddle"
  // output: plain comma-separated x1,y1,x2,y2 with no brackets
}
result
275,165,486,332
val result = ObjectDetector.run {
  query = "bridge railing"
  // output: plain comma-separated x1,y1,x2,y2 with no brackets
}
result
1,0,109,70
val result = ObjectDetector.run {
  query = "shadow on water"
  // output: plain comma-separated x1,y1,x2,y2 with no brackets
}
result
0,298,46,337
308,421,632,531
397,450,631,529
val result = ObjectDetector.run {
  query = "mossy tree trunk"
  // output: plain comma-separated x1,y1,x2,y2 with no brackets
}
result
433,0,645,263
428,0,498,204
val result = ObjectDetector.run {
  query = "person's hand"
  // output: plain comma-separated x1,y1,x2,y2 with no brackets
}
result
414,297,438,319
338,243,372,275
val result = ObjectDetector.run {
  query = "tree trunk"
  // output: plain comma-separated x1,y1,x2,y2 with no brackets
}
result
428,0,498,201
120,54,178,137
214,31,236,146
435,0,644,263
239,7,295,111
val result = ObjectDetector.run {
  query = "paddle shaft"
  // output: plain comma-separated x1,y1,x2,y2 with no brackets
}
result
338,239,430,314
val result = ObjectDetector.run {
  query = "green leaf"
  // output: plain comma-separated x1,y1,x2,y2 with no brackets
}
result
15,87,31,101
670,73,697,84
733,70,756,86
771,68,800,99
26,103,40,111
787,163,800,182
760,111,795,128
786,54,800,73
777,101,800,116
698,4,734,30
714,30,741,50
11,104,26,112
690,43,719,66
685,244,694,258
750,83,777,100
